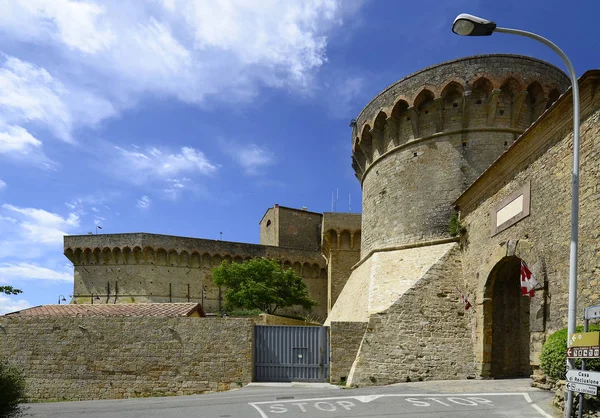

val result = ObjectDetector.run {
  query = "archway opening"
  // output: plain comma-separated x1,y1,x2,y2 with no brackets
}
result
484,256,531,378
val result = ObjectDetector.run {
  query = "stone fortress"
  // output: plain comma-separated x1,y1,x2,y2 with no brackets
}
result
3,53,600,398
63,53,600,384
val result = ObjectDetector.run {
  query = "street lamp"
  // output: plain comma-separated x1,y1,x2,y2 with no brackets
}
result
452,14,580,417
58,295,66,304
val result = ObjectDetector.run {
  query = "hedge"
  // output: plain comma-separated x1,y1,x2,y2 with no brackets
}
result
540,324,600,380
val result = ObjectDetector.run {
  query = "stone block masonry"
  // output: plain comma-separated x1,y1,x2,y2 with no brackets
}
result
330,321,367,384
0,316,254,401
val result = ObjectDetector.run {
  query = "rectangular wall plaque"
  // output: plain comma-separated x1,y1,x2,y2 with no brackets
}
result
491,181,531,236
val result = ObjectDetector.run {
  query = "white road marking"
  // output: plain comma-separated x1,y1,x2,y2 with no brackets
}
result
249,392,551,417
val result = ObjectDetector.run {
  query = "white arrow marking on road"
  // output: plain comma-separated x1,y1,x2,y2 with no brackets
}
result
354,395,384,403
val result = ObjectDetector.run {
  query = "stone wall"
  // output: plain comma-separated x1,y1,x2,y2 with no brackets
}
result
64,233,328,318
276,206,322,251
456,71,600,374
330,321,367,384
0,316,253,402
346,245,476,386
353,55,570,255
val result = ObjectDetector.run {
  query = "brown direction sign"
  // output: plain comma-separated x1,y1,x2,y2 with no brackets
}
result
566,346,600,358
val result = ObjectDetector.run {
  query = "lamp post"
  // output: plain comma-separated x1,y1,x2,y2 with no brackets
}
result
452,14,580,417
58,295,66,304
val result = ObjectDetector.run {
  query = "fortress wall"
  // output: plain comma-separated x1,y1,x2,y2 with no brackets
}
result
330,321,367,384
326,249,360,312
0,316,253,401
259,206,277,246
457,72,600,368
347,244,476,386
276,206,322,251
65,234,328,318
353,55,570,254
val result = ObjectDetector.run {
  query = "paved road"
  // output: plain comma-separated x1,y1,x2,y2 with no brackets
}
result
23,379,558,418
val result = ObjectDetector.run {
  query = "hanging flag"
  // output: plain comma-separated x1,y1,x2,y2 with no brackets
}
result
461,293,472,311
520,259,539,297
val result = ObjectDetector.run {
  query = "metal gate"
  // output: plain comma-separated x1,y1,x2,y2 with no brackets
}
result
254,325,329,382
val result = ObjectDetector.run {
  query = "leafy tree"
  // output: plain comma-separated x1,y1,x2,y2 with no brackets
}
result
0,362,26,417
0,286,22,295
211,258,316,315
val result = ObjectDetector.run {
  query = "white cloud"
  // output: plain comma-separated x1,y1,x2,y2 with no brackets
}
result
0,262,72,283
0,179,5,190
112,145,217,184
2,204,79,245
163,178,190,200
0,293,32,315
226,143,274,175
137,195,151,209
0,123,56,168
0,56,115,144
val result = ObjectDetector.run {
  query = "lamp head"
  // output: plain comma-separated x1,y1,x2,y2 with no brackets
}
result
452,13,496,36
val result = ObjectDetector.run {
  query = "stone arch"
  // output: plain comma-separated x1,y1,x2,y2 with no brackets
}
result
283,260,292,271
477,240,545,378
527,81,546,123
312,263,320,278
133,246,142,264
143,247,155,264
470,77,493,126
67,248,78,264
441,82,464,131
359,124,373,165
101,247,111,264
302,262,312,277
92,248,101,265
156,248,167,266
352,230,361,250
339,230,351,249
324,229,338,250
233,256,244,264
112,247,122,264
414,89,436,137
292,261,302,274
201,253,212,269
223,254,233,264
547,88,560,109
391,99,412,143
168,249,178,266
320,268,327,279
497,77,521,125
213,254,222,266
83,248,92,265
190,252,201,268
122,247,132,264
372,111,387,157
179,251,190,267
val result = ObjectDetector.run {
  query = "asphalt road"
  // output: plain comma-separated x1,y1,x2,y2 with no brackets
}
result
22,379,557,418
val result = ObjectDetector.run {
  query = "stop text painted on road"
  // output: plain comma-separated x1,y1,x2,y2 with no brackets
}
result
249,393,551,418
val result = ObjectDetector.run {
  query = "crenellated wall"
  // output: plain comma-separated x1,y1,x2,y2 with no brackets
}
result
64,233,328,318
352,54,569,254
321,212,362,312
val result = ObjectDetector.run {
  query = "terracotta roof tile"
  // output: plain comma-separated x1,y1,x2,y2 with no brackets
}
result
2,303,204,318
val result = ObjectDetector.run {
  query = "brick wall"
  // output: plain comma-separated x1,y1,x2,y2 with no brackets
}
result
0,317,253,401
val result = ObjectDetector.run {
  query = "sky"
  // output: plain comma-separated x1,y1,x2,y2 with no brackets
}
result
0,0,598,314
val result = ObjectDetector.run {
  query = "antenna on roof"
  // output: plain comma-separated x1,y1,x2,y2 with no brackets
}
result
331,188,339,212
349,194,352,212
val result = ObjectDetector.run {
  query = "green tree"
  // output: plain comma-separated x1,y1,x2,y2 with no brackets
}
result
0,286,22,295
0,362,26,417
211,258,316,315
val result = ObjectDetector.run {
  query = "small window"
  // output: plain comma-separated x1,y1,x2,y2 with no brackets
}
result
266,220,271,227
453,102,458,108
413,152,418,157
461,142,467,148
406,116,411,121
476,99,482,105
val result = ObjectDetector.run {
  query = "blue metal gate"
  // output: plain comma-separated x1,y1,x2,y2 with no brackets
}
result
254,325,329,382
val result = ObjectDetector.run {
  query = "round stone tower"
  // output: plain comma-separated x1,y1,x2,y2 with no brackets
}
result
352,54,569,255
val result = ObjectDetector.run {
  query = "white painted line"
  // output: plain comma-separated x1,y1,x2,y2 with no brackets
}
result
248,392,554,417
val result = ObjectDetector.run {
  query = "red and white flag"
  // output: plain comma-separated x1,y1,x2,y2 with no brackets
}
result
460,293,472,310
520,260,539,297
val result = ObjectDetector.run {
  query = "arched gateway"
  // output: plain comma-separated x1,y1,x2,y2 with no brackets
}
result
483,256,532,378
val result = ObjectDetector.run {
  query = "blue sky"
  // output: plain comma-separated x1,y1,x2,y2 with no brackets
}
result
0,0,597,313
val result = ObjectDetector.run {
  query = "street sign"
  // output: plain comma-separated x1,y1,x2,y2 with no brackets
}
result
565,382,598,396
585,305,600,320
566,346,600,358
569,331,600,347
566,370,600,386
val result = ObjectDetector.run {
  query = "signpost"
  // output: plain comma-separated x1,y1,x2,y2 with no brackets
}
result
567,346,600,358
565,382,598,396
566,370,600,386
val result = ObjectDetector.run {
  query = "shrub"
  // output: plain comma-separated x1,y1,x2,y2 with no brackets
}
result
540,324,600,380
0,361,26,417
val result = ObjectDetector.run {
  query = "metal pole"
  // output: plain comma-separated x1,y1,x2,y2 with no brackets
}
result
494,27,580,418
